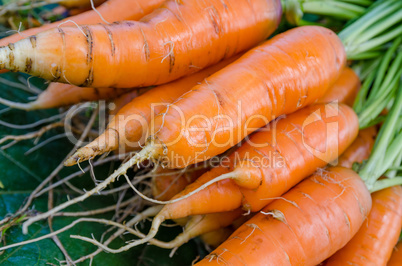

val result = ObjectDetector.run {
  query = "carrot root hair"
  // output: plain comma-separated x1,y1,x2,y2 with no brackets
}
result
0,96,40,110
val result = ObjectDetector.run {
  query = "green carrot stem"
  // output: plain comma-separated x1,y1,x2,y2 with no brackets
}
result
354,8,402,45
339,0,400,45
367,38,402,102
347,51,384,60
359,87,402,189
350,24,402,58
357,53,402,127
358,76,399,128
336,0,373,6
358,87,395,128
353,70,376,113
371,177,402,193
282,0,372,25
366,51,402,105
302,1,364,20
385,151,402,178
359,116,385,129
353,57,381,81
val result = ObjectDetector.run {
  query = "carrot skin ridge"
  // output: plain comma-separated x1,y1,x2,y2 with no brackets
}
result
0,0,282,88
325,185,402,266
196,167,372,266
146,25,346,168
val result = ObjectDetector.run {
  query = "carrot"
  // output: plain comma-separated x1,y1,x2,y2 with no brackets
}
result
69,40,355,166
0,0,164,47
65,55,241,164
146,209,244,250
0,0,282,87
316,67,360,107
338,126,377,168
196,167,372,266
200,228,233,248
0,83,134,110
200,212,256,248
94,103,357,249
150,103,358,215
0,0,164,105
325,185,402,266
66,25,346,167
151,166,208,201
388,241,402,266
194,71,402,266
110,89,149,116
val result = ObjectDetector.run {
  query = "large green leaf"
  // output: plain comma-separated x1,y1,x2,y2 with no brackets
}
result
0,73,205,265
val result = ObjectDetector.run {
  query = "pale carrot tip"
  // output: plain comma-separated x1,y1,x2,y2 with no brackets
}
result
64,146,100,166
64,129,120,166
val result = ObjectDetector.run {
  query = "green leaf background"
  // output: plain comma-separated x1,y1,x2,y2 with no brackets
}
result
0,74,206,265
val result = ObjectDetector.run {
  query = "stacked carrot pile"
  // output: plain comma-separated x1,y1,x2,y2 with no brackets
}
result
0,0,401,264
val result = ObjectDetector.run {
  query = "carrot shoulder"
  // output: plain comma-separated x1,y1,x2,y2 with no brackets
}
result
0,0,282,88
196,167,372,265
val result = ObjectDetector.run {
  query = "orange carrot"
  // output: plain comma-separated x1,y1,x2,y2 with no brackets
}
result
196,79,402,266
151,166,208,201
149,209,244,249
317,67,360,107
196,167,372,265
0,0,164,47
0,83,134,110
153,103,357,215
109,88,150,116
388,241,402,266
0,0,281,87
66,25,346,167
325,185,402,266
65,56,241,164
338,126,377,168
117,103,358,247
200,227,233,248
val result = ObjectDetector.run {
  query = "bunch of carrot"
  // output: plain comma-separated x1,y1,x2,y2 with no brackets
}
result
0,0,401,264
